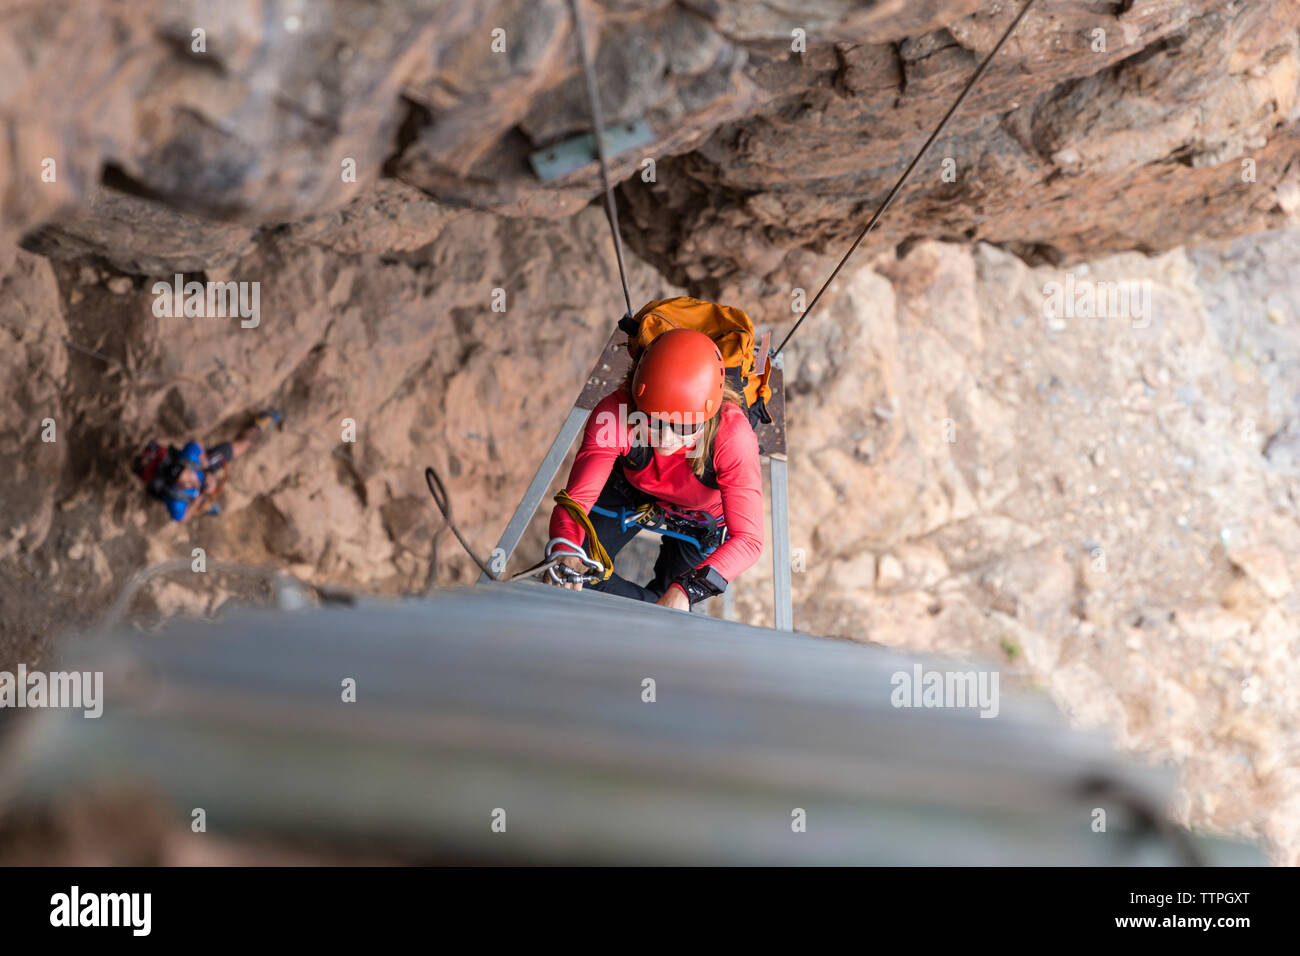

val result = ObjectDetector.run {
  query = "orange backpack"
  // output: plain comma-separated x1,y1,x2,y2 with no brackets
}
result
619,297,773,427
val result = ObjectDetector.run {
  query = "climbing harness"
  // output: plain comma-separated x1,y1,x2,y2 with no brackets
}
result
773,0,1037,357
425,466,608,585
589,464,728,555
589,500,727,555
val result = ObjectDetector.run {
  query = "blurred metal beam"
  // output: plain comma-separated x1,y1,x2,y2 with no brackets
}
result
0,583,1261,865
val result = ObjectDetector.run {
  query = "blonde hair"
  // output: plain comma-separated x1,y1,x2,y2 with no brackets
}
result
622,366,746,480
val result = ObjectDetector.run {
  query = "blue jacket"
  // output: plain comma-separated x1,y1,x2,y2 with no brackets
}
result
165,442,205,521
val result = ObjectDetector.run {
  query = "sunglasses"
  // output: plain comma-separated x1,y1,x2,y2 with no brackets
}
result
647,416,706,437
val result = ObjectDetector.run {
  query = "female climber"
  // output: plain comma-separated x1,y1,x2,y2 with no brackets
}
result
545,327,764,611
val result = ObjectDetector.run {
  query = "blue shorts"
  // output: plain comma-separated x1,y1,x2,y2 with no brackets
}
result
206,442,234,469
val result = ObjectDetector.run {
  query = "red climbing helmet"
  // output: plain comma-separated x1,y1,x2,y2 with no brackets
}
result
631,328,726,426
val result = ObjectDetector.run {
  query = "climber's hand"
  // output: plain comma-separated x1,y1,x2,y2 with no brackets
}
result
549,552,589,591
656,584,690,612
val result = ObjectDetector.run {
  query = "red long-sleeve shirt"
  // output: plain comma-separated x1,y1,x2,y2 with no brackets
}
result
548,387,764,583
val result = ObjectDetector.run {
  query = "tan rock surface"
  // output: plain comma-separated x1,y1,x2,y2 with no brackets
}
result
733,229,1300,861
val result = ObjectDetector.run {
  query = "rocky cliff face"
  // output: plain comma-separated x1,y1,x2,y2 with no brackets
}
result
5,1,1299,301
0,204,674,650
736,229,1300,859
2,1,1299,859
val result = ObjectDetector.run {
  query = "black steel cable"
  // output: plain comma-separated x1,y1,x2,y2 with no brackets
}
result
773,0,1037,357
424,466,580,584
568,0,634,318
